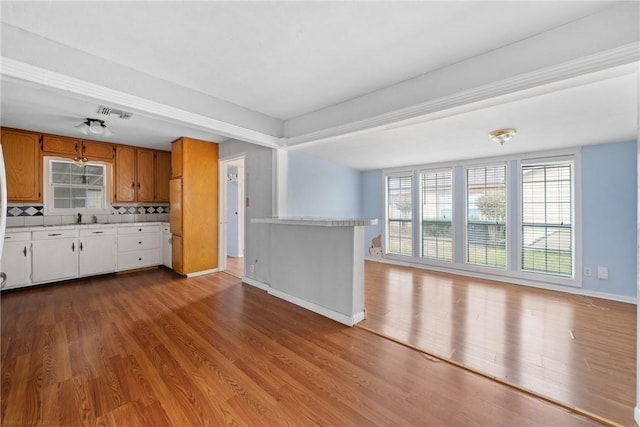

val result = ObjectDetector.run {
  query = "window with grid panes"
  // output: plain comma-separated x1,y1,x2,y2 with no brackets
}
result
521,160,573,276
48,159,107,212
466,165,507,268
386,173,413,256
420,169,453,261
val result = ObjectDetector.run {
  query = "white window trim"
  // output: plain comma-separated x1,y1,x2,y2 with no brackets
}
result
463,161,510,272
516,154,582,287
418,167,455,263
381,147,582,288
383,170,415,258
43,156,113,216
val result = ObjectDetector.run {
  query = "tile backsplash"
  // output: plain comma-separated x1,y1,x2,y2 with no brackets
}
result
5,203,170,228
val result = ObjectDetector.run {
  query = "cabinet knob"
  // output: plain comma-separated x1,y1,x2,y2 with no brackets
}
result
23,246,27,256
138,241,142,244
138,258,142,261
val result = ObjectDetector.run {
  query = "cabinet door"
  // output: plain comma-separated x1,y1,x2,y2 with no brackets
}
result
82,140,114,160
169,179,182,235
1,129,41,202
79,235,116,276
1,241,31,289
115,145,136,202
171,138,182,178
32,238,78,283
171,234,183,274
162,230,172,268
42,135,80,157
136,148,155,202
155,151,171,202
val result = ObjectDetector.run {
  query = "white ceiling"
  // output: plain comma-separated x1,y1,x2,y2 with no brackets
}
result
299,70,639,170
1,1,638,170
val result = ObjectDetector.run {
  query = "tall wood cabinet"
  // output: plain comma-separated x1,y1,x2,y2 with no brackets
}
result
155,151,171,203
1,128,42,202
170,137,218,275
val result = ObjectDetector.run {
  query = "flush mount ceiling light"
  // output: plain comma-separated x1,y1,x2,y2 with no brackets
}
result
74,118,113,137
488,128,517,145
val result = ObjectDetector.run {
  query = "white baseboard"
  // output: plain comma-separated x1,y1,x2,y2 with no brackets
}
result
635,406,640,426
185,268,219,278
269,288,365,327
241,277,365,326
242,276,270,291
364,256,637,304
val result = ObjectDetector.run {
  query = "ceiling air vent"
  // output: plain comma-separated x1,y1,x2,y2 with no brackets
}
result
97,105,133,120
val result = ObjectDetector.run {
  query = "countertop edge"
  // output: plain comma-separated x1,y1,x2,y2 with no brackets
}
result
6,221,168,233
251,218,378,227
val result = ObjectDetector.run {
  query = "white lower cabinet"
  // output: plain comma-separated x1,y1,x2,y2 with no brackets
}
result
31,229,79,284
1,223,166,291
116,225,160,271
79,228,117,276
1,232,32,289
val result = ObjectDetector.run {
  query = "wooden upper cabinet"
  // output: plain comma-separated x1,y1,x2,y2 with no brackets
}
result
114,145,136,202
82,140,114,160
114,145,169,203
136,148,155,203
155,151,171,202
1,129,42,202
42,135,114,161
42,135,81,157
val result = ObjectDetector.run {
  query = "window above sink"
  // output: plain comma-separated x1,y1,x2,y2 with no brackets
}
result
43,157,112,215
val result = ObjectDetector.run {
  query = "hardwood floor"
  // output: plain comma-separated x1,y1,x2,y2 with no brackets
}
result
361,260,636,426
225,256,244,279
1,269,600,426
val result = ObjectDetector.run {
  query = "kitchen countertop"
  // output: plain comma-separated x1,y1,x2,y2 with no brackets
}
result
6,222,168,232
251,217,378,227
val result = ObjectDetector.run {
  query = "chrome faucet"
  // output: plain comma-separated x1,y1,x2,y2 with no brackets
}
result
77,212,82,224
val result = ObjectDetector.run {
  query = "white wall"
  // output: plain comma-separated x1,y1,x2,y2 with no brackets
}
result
219,139,273,283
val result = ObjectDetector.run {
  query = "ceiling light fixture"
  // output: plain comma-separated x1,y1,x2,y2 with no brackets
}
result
488,128,517,145
74,118,113,137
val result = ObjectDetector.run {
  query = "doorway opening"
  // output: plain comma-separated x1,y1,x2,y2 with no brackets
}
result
219,156,245,278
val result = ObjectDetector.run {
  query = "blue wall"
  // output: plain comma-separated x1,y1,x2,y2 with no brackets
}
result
361,170,383,251
359,140,638,300
287,151,362,218
581,140,637,298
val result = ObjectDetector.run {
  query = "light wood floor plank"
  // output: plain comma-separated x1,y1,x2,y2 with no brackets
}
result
2,268,604,426
361,260,635,426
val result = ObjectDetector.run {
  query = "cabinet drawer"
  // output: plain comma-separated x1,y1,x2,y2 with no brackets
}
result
118,225,160,235
117,249,160,271
32,229,77,240
118,234,159,251
4,232,31,242
79,227,116,237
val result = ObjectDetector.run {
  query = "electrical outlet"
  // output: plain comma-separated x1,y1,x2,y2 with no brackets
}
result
597,266,609,280
583,267,591,277
250,264,255,273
